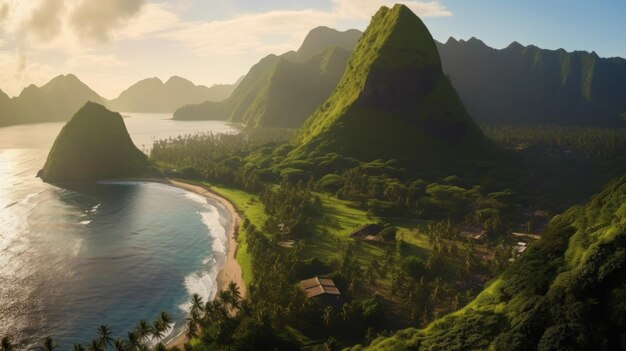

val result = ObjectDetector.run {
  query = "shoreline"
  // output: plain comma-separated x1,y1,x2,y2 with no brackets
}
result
125,178,245,349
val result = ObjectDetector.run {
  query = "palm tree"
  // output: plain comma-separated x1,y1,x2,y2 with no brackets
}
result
97,325,115,349
185,317,199,340
189,294,203,315
151,319,167,341
217,290,235,310
86,340,104,351
1,336,13,351
37,337,57,351
322,306,334,328
113,338,126,351
340,302,352,321
152,343,168,351
135,320,152,343
72,344,85,351
159,312,173,326
323,337,337,351
227,281,241,302
125,332,142,351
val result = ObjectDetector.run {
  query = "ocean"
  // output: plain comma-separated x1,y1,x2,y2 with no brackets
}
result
0,113,237,349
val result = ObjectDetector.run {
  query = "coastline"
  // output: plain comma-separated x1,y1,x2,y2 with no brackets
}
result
129,178,246,349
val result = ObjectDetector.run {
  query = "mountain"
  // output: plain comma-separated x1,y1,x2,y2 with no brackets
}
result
7,74,106,126
0,88,14,126
39,102,150,183
107,76,239,113
290,5,496,165
358,172,626,350
296,26,362,61
173,27,362,127
0,74,105,126
437,37,626,127
240,47,351,128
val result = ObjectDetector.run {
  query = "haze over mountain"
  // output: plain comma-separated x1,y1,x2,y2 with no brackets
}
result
0,75,239,127
39,102,150,183
173,26,361,127
107,76,240,113
0,74,105,127
291,5,496,165
437,37,626,127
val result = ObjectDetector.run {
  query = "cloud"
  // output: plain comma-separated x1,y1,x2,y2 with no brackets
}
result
67,54,127,68
154,0,451,58
333,0,451,18
69,0,146,43
2,0,147,46
0,2,9,22
26,0,65,41
0,49,56,96
16,48,25,72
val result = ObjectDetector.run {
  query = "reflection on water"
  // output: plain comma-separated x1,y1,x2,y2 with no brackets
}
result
0,114,235,349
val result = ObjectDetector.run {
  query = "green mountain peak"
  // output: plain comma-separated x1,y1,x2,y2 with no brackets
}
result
293,4,496,164
39,102,150,183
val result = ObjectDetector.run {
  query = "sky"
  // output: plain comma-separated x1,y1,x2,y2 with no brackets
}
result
0,0,624,99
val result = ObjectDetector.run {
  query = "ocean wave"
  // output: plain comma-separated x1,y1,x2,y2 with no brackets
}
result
179,190,229,315
179,265,219,313
79,220,91,225
89,204,100,213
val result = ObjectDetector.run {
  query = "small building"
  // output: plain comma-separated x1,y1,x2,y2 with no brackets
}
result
512,232,541,241
300,277,341,306
460,226,487,241
350,224,382,239
513,241,528,254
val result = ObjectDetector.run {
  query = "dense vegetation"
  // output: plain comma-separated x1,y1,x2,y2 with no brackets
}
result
356,172,626,350
11,3,626,350
292,4,498,166
437,37,626,127
483,125,626,158
39,102,152,182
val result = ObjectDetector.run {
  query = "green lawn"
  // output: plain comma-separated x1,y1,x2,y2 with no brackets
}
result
202,183,265,287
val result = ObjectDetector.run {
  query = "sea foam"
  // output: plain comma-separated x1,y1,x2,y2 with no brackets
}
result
179,192,229,314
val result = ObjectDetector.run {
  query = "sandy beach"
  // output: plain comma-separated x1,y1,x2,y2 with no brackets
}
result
151,178,246,349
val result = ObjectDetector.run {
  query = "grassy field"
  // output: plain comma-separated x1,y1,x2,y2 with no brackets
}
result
202,183,265,287
194,181,455,290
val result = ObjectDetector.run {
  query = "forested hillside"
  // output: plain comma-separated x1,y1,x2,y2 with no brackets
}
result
356,173,626,350
437,37,626,127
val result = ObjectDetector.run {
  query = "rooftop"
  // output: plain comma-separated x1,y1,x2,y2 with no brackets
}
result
300,277,341,298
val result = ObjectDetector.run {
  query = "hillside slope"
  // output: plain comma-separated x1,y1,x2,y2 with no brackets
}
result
291,5,496,165
173,27,361,127
356,173,626,350
437,38,626,127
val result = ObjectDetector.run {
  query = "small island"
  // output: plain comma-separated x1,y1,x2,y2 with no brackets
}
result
38,102,151,183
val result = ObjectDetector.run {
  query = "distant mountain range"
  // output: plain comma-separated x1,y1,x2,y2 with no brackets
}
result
173,26,361,127
437,37,626,127
107,76,240,113
0,74,105,126
2,28,626,129
176,30,626,128
0,75,239,127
